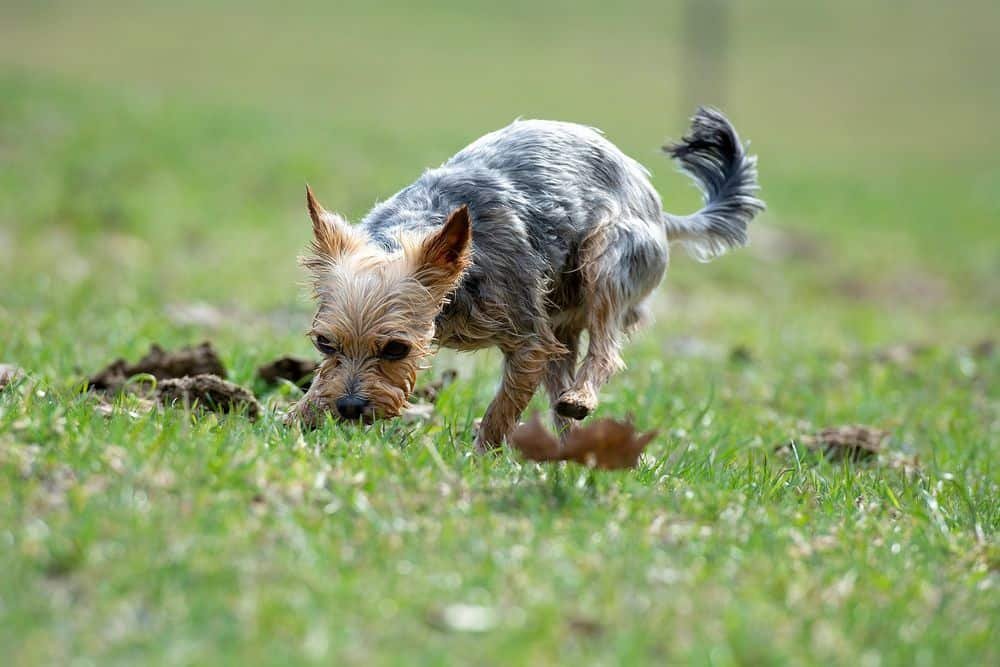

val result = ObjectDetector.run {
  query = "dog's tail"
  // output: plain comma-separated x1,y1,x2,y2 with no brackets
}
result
661,107,764,262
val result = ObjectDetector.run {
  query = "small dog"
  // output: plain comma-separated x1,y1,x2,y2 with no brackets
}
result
293,108,763,449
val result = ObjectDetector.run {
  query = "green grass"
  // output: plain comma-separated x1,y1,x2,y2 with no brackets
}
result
1,1,998,664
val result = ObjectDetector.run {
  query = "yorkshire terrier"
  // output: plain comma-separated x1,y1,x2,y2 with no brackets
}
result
292,108,763,449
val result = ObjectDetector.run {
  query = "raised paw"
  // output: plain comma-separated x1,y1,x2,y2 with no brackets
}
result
554,389,596,420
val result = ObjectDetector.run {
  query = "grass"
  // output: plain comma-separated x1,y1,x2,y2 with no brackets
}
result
1,1,998,664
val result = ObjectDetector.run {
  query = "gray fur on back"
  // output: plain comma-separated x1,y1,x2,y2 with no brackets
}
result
364,119,663,264
361,120,666,345
359,112,761,348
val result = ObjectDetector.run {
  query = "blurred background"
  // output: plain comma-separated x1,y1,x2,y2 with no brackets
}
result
1,0,997,367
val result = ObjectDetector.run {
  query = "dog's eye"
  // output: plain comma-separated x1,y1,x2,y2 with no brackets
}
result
379,340,411,361
313,334,338,356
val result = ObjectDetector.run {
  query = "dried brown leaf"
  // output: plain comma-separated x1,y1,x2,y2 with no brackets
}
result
510,413,657,470
508,413,562,462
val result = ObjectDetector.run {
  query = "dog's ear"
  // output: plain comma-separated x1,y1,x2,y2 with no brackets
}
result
306,185,357,259
415,205,472,296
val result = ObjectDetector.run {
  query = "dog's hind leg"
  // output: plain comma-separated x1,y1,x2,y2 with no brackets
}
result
555,219,667,420
543,324,582,439
554,297,624,420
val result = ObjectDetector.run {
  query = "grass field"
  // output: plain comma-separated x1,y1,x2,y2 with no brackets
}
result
1,1,998,664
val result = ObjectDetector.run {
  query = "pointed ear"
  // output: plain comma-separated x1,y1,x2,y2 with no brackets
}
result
415,205,473,295
306,185,356,259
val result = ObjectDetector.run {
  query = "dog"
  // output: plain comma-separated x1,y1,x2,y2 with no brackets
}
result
292,108,763,449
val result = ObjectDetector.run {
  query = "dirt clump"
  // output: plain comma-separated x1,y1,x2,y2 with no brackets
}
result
256,356,318,388
86,343,258,420
156,374,261,420
776,425,888,463
88,342,226,392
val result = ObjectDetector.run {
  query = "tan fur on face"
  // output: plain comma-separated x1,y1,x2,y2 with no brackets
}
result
294,192,472,427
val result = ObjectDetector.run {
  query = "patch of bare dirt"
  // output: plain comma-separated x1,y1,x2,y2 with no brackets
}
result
510,414,657,470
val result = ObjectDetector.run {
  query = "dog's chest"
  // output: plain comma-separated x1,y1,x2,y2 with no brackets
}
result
433,285,495,352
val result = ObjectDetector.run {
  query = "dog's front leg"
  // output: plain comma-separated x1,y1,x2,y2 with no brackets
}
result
475,346,549,451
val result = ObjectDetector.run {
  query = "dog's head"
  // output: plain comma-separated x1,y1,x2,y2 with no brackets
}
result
292,187,471,427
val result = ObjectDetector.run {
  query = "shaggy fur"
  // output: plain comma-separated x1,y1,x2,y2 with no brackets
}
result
292,107,764,449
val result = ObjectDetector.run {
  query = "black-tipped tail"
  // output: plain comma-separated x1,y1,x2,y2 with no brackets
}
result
662,107,764,262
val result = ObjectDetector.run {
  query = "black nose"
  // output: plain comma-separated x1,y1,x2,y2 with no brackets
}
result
336,396,369,421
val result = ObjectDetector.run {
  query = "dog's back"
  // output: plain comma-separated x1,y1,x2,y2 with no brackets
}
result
363,120,667,333
366,120,658,253
447,119,665,232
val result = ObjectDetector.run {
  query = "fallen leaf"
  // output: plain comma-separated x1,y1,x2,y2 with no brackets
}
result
256,356,319,388
776,425,889,463
411,369,458,403
156,374,261,420
508,414,560,461
88,342,226,392
510,413,658,470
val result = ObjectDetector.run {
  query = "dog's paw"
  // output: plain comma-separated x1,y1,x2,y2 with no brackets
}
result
555,390,595,420
473,418,505,453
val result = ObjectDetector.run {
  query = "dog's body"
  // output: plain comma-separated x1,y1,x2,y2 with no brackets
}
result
294,108,763,448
